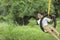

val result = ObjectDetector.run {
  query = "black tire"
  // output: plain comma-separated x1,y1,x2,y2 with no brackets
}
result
40,15,56,32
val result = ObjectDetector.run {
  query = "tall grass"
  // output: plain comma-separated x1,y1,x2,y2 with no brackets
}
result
0,18,60,40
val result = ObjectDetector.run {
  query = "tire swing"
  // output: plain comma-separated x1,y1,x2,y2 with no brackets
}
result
40,14,56,32
40,0,56,32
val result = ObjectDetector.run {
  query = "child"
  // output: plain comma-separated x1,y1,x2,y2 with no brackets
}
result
37,12,60,40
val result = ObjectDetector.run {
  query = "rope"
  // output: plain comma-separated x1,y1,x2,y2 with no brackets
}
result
48,0,51,16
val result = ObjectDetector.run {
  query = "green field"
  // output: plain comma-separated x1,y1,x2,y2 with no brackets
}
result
0,18,60,40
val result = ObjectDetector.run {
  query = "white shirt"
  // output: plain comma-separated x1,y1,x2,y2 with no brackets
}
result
37,17,51,27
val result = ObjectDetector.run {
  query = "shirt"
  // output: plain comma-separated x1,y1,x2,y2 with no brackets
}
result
37,17,51,27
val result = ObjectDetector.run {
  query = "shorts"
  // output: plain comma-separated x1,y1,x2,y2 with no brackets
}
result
43,26,54,32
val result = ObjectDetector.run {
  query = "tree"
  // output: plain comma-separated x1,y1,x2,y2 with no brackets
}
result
0,0,54,25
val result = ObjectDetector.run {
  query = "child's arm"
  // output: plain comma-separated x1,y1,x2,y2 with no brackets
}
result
46,18,53,22
47,15,56,22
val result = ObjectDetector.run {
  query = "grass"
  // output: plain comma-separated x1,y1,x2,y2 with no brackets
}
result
0,18,60,40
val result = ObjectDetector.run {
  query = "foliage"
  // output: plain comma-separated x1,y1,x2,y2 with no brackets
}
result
0,0,54,19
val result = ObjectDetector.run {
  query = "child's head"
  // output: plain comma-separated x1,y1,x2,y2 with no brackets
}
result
37,12,44,19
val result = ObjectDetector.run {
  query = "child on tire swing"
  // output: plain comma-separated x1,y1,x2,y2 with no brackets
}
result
37,12,60,40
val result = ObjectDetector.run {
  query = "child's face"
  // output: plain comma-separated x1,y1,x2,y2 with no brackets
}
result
37,13,43,19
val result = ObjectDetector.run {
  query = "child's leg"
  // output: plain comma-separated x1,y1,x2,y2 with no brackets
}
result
50,27,60,36
48,30,60,40
43,26,60,40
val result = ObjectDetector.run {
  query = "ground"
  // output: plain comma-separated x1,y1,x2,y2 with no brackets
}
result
0,18,60,40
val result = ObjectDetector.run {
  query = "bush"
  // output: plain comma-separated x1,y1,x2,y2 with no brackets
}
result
0,0,54,19
0,0,55,25
0,22,50,40
0,22,17,40
28,18,37,26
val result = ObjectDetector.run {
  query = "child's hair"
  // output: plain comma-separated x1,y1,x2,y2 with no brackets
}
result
37,12,44,16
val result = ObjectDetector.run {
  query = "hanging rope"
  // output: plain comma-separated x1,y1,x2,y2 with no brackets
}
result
48,0,51,16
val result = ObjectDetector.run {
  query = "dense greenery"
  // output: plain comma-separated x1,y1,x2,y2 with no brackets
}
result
0,0,54,17
0,0,55,25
